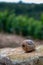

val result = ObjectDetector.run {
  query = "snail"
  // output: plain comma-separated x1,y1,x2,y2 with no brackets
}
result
21,40,35,52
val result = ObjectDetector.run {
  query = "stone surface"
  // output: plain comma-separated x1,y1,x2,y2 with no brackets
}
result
0,45,43,65
0,57,13,65
21,40,35,52
0,56,43,65
12,56,43,65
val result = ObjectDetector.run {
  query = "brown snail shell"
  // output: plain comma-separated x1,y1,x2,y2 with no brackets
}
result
22,40,35,52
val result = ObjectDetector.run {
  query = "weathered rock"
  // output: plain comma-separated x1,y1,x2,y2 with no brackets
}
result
0,56,43,65
0,45,43,65
12,56,43,65
0,57,13,65
21,40,35,52
36,45,43,53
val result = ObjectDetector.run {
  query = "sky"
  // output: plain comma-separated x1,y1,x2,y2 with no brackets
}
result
0,0,43,4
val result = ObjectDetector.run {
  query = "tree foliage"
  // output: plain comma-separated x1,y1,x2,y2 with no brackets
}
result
0,2,43,39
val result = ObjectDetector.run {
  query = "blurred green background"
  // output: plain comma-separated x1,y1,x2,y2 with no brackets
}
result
0,2,43,39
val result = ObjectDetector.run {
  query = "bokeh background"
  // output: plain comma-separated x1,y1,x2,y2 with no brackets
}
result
0,0,43,39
